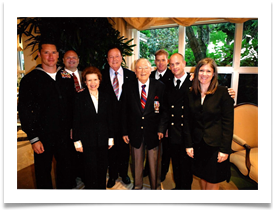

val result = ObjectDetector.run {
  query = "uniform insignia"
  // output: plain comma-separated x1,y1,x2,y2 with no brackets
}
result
61,71,71,78
154,101,160,113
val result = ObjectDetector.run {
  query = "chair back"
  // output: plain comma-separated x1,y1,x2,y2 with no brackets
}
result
232,103,258,151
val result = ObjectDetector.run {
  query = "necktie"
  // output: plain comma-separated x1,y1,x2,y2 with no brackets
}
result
113,71,119,99
175,79,181,90
159,74,163,80
141,85,147,111
72,73,81,91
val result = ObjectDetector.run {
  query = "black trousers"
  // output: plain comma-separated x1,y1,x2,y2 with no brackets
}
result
83,145,108,189
170,143,193,189
34,138,73,189
108,134,130,179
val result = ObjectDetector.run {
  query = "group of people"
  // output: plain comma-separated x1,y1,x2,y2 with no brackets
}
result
18,39,235,190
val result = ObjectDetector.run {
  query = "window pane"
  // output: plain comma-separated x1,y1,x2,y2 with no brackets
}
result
240,19,258,67
237,74,258,105
185,23,235,67
218,73,232,88
140,27,179,66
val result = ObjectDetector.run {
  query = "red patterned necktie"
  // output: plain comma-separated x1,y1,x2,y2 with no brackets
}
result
113,71,119,99
72,73,81,91
141,84,147,111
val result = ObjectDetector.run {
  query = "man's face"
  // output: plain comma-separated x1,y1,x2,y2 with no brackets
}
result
135,59,151,84
107,48,123,71
169,54,186,79
63,50,79,71
155,54,168,73
38,44,59,68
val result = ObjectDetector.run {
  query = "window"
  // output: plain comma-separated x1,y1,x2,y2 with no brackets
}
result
240,20,258,67
237,74,258,105
185,22,235,66
140,27,179,66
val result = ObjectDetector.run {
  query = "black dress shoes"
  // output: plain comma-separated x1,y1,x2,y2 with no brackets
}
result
107,178,116,188
121,176,131,185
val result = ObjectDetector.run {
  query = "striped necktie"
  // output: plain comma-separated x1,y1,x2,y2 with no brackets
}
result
113,71,119,99
72,73,81,91
141,84,147,111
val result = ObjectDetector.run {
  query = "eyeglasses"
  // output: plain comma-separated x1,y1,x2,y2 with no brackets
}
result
137,66,150,70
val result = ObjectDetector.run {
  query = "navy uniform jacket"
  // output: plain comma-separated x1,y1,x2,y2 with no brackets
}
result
150,68,174,85
18,65,75,145
183,86,234,154
121,78,168,150
165,73,192,145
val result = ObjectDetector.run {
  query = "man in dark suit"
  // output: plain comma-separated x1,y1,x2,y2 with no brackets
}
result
100,47,135,188
143,49,173,182
18,40,75,189
122,58,168,190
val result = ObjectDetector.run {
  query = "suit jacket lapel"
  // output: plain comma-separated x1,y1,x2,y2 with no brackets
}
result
144,79,155,114
84,88,97,115
132,79,143,113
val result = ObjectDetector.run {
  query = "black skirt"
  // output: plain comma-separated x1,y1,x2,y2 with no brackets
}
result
192,139,231,184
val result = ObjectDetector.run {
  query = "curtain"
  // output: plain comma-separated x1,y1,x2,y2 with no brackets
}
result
122,17,253,31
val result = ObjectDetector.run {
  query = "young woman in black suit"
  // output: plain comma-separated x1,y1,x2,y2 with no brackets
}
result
183,58,234,190
73,66,114,189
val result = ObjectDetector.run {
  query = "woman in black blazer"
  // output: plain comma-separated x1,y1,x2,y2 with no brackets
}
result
73,66,114,189
183,58,234,190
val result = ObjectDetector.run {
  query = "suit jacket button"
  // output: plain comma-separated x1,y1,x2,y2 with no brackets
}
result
182,106,184,109
141,126,143,129
181,124,183,126
171,105,174,108
171,114,174,117
142,117,144,119
181,115,184,118
171,123,174,125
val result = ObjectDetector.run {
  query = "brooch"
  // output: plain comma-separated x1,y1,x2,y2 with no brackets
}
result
61,71,71,78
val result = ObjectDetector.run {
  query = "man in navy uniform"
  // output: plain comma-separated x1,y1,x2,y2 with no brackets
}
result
18,40,75,189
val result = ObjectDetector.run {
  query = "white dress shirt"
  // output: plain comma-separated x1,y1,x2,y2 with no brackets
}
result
173,72,188,88
109,67,124,100
155,69,167,80
65,68,82,88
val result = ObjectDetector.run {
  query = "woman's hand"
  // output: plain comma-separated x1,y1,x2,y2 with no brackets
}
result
186,148,194,158
217,152,228,163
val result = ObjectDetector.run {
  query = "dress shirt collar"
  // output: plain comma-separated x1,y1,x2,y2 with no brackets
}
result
65,68,79,75
156,69,167,79
174,72,188,87
110,66,123,77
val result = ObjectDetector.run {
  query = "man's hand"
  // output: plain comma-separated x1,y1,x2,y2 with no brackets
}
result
186,148,194,158
228,88,235,99
123,136,130,144
32,141,45,154
158,132,163,140
76,146,83,153
189,73,194,81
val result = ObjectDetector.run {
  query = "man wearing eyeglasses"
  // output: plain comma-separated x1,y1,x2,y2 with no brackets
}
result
121,58,168,189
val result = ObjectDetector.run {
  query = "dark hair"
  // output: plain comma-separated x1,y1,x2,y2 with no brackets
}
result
38,37,58,53
82,66,102,82
107,47,122,57
191,58,218,95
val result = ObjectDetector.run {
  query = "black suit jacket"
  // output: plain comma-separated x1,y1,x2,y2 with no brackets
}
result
121,78,168,150
183,86,234,154
100,67,136,136
73,88,114,149
165,73,192,145
150,68,173,86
